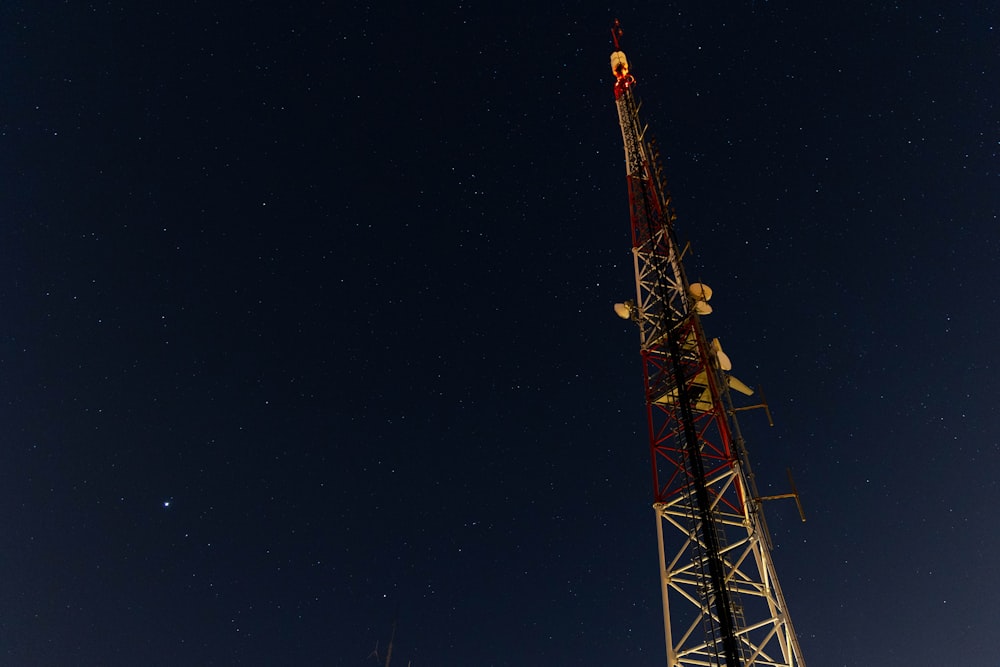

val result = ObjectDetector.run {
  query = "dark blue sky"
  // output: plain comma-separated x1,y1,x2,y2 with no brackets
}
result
2,1,997,665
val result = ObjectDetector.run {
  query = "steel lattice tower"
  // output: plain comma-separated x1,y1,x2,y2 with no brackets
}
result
608,22,807,667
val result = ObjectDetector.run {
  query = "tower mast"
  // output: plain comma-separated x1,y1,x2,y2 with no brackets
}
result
608,21,806,667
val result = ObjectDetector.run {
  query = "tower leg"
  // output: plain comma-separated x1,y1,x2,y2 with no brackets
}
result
655,505,676,666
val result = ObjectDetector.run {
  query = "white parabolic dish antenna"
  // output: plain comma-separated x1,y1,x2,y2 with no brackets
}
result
689,283,713,315
688,283,713,302
711,338,733,371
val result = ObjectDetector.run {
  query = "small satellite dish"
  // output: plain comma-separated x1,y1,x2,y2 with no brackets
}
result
711,338,733,371
694,301,713,315
613,302,632,320
688,283,713,302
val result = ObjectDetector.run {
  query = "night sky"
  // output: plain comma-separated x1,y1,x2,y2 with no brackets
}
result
2,2,998,665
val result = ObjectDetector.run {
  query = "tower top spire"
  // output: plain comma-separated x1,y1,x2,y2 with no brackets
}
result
611,18,624,51
609,19,632,95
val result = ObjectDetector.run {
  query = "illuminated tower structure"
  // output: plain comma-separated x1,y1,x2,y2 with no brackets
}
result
608,22,807,667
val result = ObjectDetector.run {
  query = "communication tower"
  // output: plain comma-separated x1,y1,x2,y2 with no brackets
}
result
608,21,807,667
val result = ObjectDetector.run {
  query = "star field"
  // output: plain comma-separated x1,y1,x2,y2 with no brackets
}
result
1,1,998,665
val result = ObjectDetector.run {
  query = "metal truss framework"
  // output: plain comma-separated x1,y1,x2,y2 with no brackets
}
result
610,24,806,667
